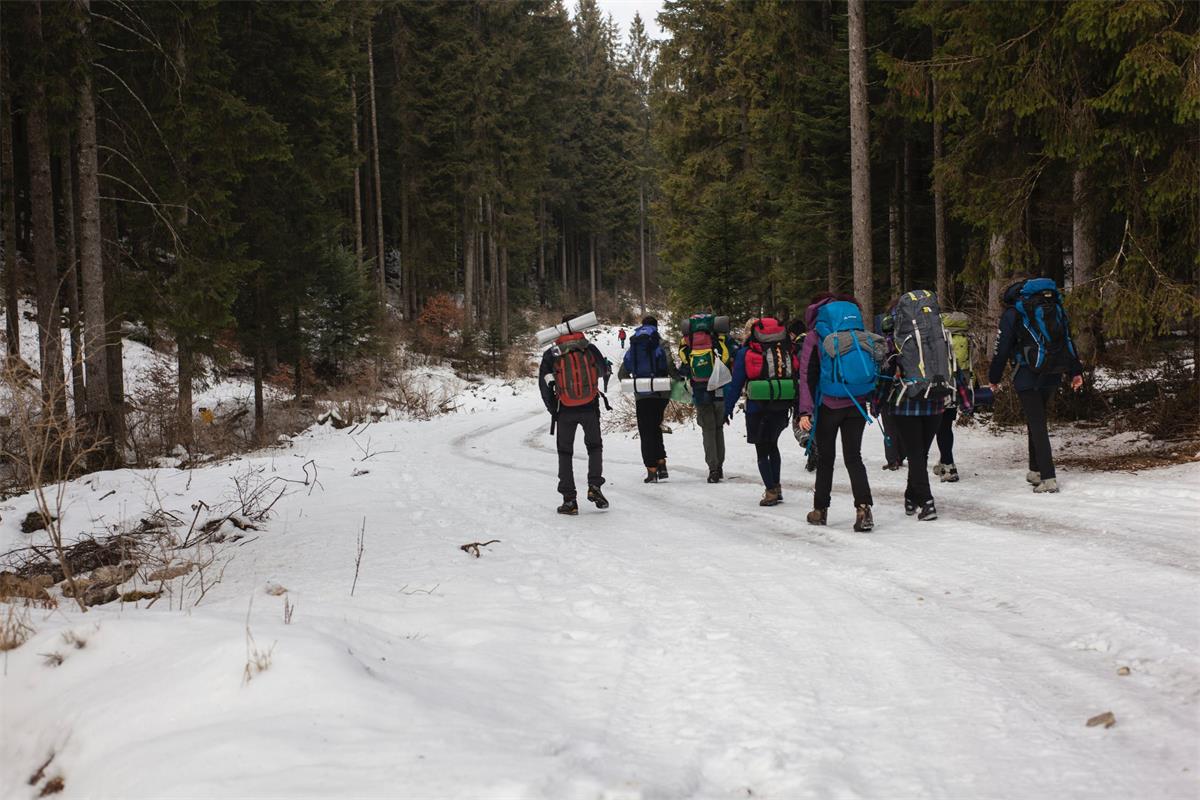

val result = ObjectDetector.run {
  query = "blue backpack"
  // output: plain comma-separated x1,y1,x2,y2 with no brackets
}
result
813,300,880,419
1005,278,1076,374
627,325,663,379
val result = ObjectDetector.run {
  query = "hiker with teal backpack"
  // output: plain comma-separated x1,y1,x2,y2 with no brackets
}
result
679,314,738,483
988,278,1084,493
619,316,679,483
723,317,799,507
796,293,882,532
932,311,978,483
881,290,955,521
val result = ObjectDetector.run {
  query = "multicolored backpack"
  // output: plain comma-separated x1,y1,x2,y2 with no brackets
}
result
892,290,954,400
744,318,798,402
1003,278,1076,375
681,313,731,386
552,333,600,407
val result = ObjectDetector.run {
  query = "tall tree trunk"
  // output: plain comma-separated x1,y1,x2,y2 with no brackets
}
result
253,280,264,445
827,218,837,292
1072,167,1098,364
59,141,86,421
902,138,912,290
537,196,545,289
24,1,66,416
401,163,413,318
101,193,124,453
351,74,363,274
367,20,385,309
560,221,567,294
589,233,596,310
176,340,193,449
889,161,900,296
932,78,947,304
486,195,498,324
639,182,646,314
986,232,1008,356
1,53,19,358
75,0,113,455
847,0,873,322
463,198,475,331
499,245,509,342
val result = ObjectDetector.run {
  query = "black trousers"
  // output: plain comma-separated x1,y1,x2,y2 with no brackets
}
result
635,397,669,468
813,405,872,509
556,406,603,497
881,408,905,466
936,407,956,466
748,409,790,488
1020,387,1057,479
895,414,941,505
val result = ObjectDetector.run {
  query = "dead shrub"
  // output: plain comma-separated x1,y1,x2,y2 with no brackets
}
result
415,293,464,358
1,604,34,652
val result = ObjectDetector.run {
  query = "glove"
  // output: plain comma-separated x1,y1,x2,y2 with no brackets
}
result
723,412,732,426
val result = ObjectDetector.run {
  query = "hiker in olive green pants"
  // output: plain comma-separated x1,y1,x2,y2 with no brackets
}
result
679,333,739,483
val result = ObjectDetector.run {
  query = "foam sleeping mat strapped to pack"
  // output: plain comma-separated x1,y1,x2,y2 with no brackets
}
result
620,377,673,394
535,311,599,346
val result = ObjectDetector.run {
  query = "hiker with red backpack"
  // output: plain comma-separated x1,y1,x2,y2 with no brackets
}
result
879,290,956,521
723,317,799,507
679,313,738,483
538,315,612,515
796,293,882,532
988,278,1084,494
618,328,627,349
619,316,678,483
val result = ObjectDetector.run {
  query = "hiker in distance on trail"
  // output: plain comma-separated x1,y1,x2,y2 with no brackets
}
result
619,316,679,483
538,313,611,515
678,313,738,483
989,278,1084,494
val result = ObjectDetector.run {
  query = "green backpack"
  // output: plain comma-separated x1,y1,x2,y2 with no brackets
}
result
941,312,974,380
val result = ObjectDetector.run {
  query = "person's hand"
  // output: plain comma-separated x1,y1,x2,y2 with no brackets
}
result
798,414,812,433
1071,375,1083,392
988,383,1000,394
723,412,732,426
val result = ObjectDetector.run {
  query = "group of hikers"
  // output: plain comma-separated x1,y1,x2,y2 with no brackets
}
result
539,278,1084,529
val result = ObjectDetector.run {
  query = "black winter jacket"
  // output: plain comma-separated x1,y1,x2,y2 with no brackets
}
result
988,306,1083,392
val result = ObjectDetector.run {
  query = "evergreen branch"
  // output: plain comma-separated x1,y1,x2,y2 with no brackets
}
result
94,61,182,174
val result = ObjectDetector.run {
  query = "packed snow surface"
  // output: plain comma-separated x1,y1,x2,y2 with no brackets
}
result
2,327,1198,799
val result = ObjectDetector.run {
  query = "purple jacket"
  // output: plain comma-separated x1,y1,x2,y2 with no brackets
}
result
796,299,865,417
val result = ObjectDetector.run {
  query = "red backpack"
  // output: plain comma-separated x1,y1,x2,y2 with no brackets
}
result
743,318,797,379
553,333,600,407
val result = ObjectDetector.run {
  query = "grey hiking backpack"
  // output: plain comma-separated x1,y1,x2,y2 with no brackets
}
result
891,290,954,401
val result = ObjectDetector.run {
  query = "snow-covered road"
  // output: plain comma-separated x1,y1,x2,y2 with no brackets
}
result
2,328,1198,799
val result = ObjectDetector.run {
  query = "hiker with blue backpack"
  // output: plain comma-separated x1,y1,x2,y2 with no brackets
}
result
989,278,1084,494
881,291,956,521
796,293,882,532
619,316,679,483
723,317,799,507
678,313,738,483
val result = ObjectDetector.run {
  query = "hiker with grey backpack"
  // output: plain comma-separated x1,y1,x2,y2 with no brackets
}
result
988,278,1084,493
880,291,956,521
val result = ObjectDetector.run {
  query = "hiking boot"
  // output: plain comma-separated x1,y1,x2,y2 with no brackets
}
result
940,464,959,483
717,466,724,479
917,500,938,521
806,508,827,525
656,459,669,481
853,504,874,532
1026,470,1042,485
882,461,903,471
904,498,917,516
707,470,721,484
643,468,658,484
805,452,818,473
557,497,578,515
931,463,947,477
759,487,782,507
1033,477,1059,493
587,485,609,509
775,485,784,502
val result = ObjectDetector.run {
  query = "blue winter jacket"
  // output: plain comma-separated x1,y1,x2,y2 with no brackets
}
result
988,306,1083,392
620,325,673,397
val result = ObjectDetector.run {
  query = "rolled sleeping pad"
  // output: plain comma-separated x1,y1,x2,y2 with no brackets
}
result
620,377,673,394
747,379,797,402
680,315,731,336
536,311,599,346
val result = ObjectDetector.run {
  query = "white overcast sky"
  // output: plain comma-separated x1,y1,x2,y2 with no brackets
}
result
596,0,666,43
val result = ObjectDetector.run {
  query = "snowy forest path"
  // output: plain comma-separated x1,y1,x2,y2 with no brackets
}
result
439,400,1200,798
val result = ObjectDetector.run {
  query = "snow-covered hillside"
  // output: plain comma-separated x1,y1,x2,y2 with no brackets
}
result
2,326,1198,799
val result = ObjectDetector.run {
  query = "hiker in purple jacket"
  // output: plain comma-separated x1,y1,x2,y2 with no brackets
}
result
795,292,875,532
